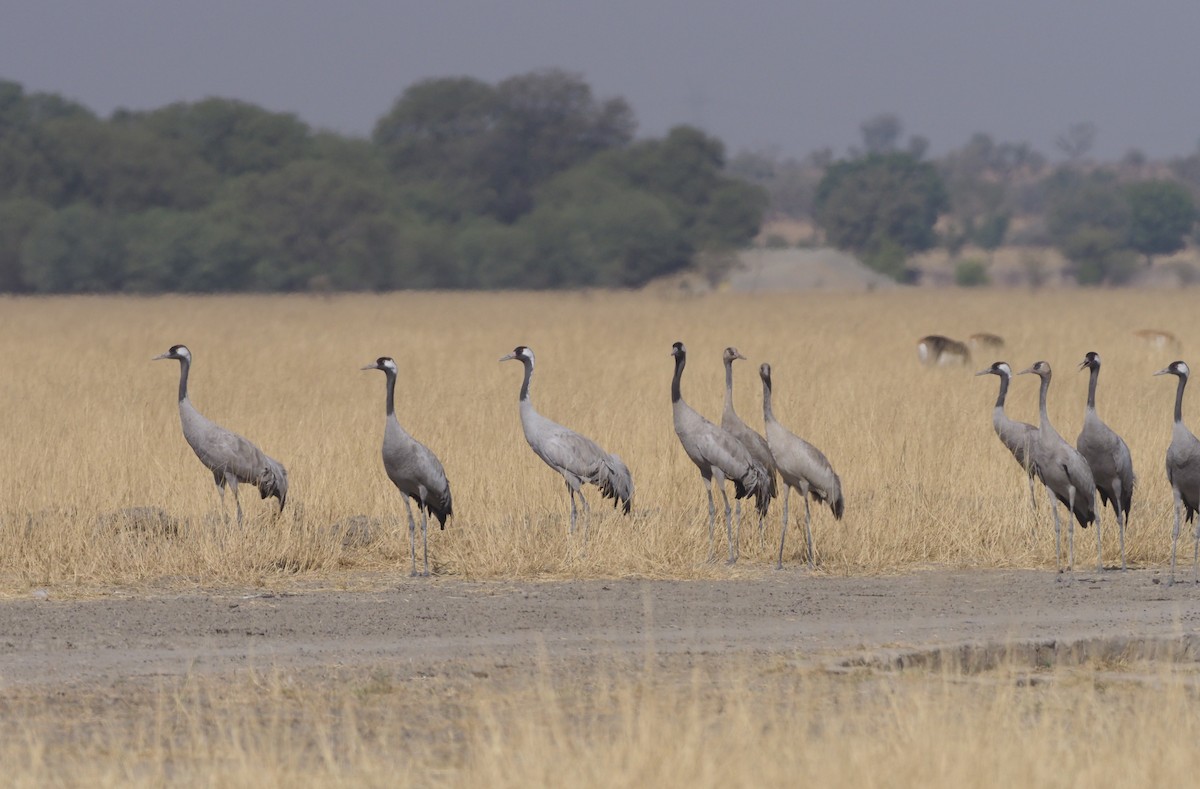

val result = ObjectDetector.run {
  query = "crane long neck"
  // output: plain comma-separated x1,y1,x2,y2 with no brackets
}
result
761,377,775,423
519,359,533,403
671,354,685,404
994,373,1009,410
177,358,190,403
723,360,734,411
1037,373,1051,429
384,369,397,417
1086,366,1099,410
1175,375,1187,424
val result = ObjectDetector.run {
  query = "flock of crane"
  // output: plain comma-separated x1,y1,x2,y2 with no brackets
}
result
153,337,1200,584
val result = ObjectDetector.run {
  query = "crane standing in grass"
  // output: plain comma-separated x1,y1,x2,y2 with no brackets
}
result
1075,352,1135,571
499,346,633,538
362,357,452,577
153,345,288,525
759,362,844,570
1154,361,1200,585
1018,361,1096,573
720,347,778,547
670,342,770,564
976,361,1040,513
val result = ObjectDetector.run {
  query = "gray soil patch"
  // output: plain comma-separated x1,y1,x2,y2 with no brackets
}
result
2,568,1199,693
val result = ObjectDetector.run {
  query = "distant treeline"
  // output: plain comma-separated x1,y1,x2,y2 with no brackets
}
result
732,116,1200,285
0,71,765,293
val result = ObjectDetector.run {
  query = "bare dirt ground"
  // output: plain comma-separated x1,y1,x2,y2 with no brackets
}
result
3,568,1200,696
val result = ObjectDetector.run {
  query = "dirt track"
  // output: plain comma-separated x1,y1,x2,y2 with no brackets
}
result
3,568,1200,692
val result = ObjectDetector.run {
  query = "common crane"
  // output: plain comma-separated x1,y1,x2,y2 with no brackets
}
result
499,346,633,538
976,361,1039,512
759,362,844,569
1075,352,1135,571
1154,361,1200,584
1018,361,1096,573
670,342,770,564
153,345,287,525
720,347,778,546
362,357,452,577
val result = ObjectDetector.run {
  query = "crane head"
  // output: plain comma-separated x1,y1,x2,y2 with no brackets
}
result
499,346,534,365
670,341,686,359
361,357,398,374
975,361,1012,378
153,344,191,363
722,346,747,364
758,362,772,384
1155,361,1190,379
1079,352,1100,371
1017,360,1051,378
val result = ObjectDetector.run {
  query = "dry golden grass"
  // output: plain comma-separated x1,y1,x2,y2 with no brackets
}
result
0,288,1195,591
6,657,1200,787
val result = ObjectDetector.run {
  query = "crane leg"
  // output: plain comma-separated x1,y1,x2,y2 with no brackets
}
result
1048,488,1061,573
1193,510,1200,585
720,484,736,565
420,507,430,578
1027,475,1037,515
1067,486,1076,572
1171,487,1183,586
734,499,742,558
804,494,815,569
567,482,577,535
1114,479,1126,571
705,478,717,563
228,476,243,527
402,497,418,577
1095,505,1103,573
777,487,790,570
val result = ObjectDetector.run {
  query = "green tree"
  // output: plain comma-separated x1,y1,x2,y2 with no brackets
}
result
0,198,52,291
21,204,127,292
1125,179,1196,265
815,152,949,277
1063,226,1137,285
123,98,314,177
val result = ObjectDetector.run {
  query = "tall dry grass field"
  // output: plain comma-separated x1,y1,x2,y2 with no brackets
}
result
6,658,1200,787
0,288,1193,591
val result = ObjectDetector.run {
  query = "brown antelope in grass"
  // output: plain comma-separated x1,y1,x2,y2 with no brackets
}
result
916,335,970,367
1134,329,1181,353
968,332,1005,351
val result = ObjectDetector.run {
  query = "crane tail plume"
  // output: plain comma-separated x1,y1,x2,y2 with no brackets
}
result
597,454,634,515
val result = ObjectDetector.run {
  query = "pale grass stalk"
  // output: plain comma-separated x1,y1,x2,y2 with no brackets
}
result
5,659,1200,787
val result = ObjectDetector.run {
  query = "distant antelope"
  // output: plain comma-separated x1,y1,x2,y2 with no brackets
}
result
917,335,970,367
1135,329,1181,353
969,333,1005,351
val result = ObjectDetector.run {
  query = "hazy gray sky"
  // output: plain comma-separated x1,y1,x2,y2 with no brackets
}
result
4,0,1200,161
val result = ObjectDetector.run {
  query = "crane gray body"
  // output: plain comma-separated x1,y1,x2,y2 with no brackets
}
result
154,345,288,525
976,362,1039,512
670,342,770,564
759,362,844,569
720,347,778,546
500,346,633,537
1155,361,1200,584
1019,361,1096,573
1075,353,1135,570
364,357,452,577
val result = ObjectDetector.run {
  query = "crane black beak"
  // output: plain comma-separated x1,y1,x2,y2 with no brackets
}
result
1078,360,1090,371
498,352,516,362
152,352,171,361
1153,368,1171,376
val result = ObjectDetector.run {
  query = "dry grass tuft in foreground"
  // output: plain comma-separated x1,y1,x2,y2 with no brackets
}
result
5,656,1200,787
0,288,1196,591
